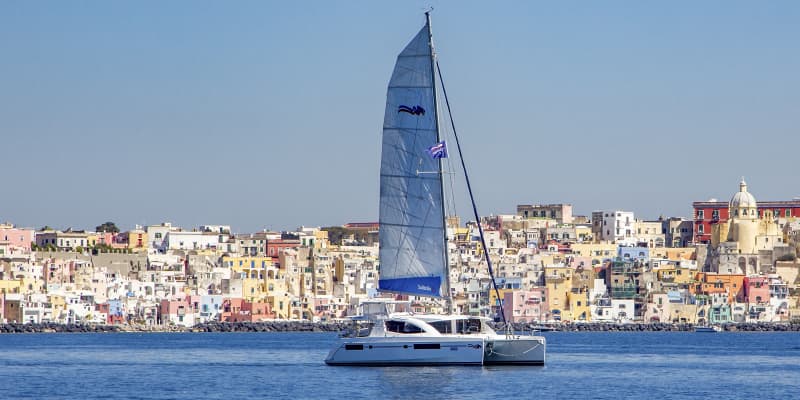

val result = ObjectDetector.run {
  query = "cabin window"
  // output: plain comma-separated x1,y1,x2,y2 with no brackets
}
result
429,320,452,334
385,320,423,334
456,318,483,334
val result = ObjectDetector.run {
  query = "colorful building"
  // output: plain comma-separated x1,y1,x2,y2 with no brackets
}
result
693,183,800,243
502,288,549,323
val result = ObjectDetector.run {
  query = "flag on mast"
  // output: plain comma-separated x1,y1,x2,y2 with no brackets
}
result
427,140,448,159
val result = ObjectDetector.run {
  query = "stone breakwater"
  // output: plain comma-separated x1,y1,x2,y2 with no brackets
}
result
0,321,352,334
1,323,123,333
2,321,799,334
506,322,800,332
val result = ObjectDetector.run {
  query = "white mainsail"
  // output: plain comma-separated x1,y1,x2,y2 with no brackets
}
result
378,18,447,297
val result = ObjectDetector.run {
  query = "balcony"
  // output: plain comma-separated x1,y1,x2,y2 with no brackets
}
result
611,286,636,299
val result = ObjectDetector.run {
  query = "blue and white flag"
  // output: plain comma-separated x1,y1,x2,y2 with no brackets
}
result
427,140,448,159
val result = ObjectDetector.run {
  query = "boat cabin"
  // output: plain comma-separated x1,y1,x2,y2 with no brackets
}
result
377,316,495,336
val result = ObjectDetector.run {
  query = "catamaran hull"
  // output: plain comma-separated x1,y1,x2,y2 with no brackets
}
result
325,337,485,366
483,336,546,365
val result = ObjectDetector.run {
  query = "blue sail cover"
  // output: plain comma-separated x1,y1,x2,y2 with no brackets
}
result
378,22,446,298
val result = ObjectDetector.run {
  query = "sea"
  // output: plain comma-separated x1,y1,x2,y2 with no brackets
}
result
1,331,798,399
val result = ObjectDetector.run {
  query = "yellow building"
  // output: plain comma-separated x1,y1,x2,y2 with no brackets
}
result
567,290,591,321
49,294,67,321
488,287,516,309
0,278,22,294
267,293,296,319
313,229,329,249
241,278,266,302
223,256,275,280
649,247,696,261
123,229,149,251
544,265,573,319
654,264,696,286
20,276,44,295
575,225,593,242
569,243,617,266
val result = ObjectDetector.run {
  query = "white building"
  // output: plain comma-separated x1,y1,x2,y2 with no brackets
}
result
593,210,635,243
145,222,181,252
163,231,221,251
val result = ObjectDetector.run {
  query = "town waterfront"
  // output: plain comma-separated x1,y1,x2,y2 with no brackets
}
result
1,331,798,399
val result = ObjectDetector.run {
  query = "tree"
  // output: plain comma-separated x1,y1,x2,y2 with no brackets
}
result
96,221,120,233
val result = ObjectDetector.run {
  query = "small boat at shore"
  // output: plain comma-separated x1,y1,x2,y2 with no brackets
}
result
695,325,722,333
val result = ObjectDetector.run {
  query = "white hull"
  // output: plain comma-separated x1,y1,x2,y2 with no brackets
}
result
484,335,546,365
325,336,485,366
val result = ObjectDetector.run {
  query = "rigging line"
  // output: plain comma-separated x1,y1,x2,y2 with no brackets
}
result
435,60,507,325
438,100,459,221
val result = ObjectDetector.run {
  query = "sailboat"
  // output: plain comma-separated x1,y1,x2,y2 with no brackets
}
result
325,12,546,366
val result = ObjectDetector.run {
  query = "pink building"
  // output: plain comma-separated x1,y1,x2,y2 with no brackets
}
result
312,297,345,320
220,298,274,322
503,288,550,323
160,297,192,326
95,232,120,247
744,276,770,305
0,227,34,253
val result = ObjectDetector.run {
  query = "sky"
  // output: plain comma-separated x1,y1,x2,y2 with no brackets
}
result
1,1,798,233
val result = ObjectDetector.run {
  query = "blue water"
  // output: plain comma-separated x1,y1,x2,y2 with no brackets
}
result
1,331,799,399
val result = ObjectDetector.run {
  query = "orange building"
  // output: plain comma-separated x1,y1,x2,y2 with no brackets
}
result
692,273,745,303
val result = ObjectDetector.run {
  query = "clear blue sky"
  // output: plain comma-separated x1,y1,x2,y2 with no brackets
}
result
2,1,798,233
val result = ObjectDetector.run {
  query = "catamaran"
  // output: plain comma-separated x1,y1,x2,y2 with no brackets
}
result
325,12,546,366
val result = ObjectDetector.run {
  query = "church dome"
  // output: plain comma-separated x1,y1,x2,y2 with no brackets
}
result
730,179,757,209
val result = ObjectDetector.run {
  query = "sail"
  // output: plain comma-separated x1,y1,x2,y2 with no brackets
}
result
378,20,447,297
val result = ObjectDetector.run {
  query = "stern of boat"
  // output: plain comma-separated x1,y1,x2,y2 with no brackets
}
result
483,335,546,365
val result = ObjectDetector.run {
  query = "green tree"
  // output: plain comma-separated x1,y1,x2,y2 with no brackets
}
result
96,221,120,233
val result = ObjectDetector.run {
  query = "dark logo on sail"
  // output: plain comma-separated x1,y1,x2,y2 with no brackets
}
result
398,105,425,116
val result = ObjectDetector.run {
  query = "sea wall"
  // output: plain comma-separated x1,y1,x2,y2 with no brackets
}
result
503,322,800,332
0,321,352,334
2,321,799,334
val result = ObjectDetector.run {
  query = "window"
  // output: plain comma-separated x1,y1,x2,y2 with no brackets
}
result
712,210,719,220
787,209,792,217
698,225,704,234
697,210,704,219
430,320,453,334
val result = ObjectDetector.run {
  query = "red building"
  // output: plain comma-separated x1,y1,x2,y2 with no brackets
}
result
266,238,301,257
692,200,800,243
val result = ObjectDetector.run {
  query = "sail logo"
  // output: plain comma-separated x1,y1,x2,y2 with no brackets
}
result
417,284,432,292
398,105,425,115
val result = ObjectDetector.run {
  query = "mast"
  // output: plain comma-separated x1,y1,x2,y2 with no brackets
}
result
426,11,452,312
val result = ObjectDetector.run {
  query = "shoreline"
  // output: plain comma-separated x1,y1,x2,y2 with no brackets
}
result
2,321,799,334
